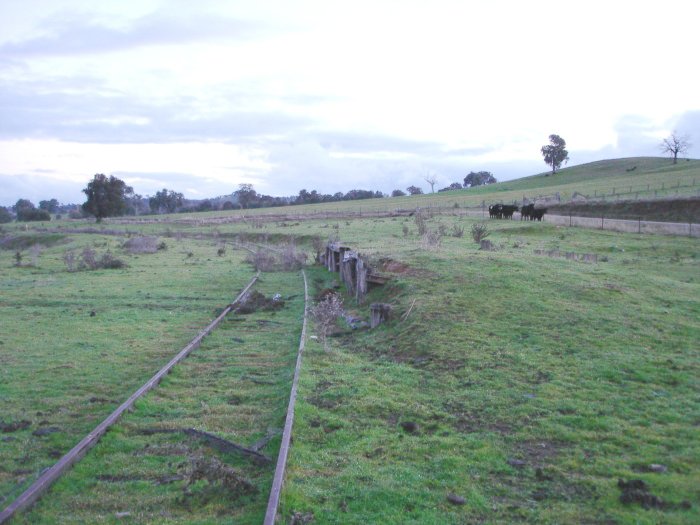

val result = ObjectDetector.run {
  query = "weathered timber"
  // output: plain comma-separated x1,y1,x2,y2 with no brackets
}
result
370,303,392,328
325,242,388,303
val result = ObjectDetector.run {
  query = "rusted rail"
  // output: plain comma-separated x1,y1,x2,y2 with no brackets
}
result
264,269,309,525
0,273,260,524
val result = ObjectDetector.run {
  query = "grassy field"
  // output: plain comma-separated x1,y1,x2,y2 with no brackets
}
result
129,156,699,220
1,166,699,523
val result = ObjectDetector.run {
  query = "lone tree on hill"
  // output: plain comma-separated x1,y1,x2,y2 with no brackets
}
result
82,173,133,222
464,171,496,187
659,132,691,164
406,185,423,195
424,173,438,193
541,134,569,175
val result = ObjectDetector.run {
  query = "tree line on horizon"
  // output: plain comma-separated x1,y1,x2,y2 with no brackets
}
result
2,170,499,223
2,132,690,223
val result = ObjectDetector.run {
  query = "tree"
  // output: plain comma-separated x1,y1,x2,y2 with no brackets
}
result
541,134,569,174
406,185,423,195
82,174,133,222
13,199,49,221
391,189,406,197
463,171,497,187
660,132,691,164
438,182,464,192
39,198,60,213
424,173,438,193
234,183,257,209
0,206,13,223
149,188,184,214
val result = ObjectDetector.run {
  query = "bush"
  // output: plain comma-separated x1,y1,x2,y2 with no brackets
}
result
471,223,490,243
311,293,344,348
422,229,442,248
245,249,277,272
17,208,51,222
63,247,126,271
0,207,12,223
124,236,159,254
281,242,307,271
451,224,465,238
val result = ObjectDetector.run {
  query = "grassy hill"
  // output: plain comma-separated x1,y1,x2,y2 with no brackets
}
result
162,157,700,221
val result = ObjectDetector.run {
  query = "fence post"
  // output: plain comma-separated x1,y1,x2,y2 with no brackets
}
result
601,216,604,230
569,214,572,227
638,217,641,234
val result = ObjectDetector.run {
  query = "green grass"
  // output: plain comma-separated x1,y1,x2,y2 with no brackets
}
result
275,215,699,524
0,232,258,507
16,272,305,524
2,192,699,523
117,156,700,220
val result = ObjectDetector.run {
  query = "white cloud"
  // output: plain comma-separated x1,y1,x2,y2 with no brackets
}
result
0,0,698,206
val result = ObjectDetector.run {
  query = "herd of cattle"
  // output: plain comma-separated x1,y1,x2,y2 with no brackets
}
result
488,203,547,221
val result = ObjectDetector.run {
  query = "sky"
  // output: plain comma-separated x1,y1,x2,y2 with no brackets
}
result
0,0,698,206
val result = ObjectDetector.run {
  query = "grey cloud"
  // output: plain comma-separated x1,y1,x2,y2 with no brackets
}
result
0,11,263,57
0,173,85,206
0,83,311,143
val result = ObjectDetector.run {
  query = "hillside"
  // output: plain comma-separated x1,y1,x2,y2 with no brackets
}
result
157,156,700,222
430,156,700,206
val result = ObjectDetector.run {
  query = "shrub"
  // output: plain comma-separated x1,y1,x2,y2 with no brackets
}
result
422,229,442,248
245,249,277,272
471,223,490,243
29,244,42,266
124,236,159,254
63,250,78,272
99,251,126,269
451,224,465,238
17,208,51,222
311,235,325,263
63,247,126,271
282,242,307,271
311,293,344,348
0,207,12,223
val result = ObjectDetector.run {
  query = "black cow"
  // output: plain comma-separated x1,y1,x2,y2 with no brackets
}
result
501,204,519,219
488,204,502,218
532,208,547,221
521,203,534,220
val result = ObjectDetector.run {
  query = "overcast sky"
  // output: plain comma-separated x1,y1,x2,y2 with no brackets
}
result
1,0,698,206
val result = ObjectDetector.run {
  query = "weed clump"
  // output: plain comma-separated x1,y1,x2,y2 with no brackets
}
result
311,293,344,349
421,229,442,248
235,290,285,314
471,223,490,243
244,242,307,272
123,236,160,254
63,247,126,271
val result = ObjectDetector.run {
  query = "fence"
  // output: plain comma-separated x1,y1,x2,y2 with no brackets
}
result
544,214,699,237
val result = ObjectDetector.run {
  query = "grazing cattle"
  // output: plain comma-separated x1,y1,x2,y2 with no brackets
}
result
521,203,534,221
532,208,547,221
488,203,519,219
500,204,518,219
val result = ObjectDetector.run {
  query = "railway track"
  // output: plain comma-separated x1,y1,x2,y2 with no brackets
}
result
1,270,309,524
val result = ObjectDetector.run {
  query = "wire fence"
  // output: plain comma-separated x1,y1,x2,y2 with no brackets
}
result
544,214,698,237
